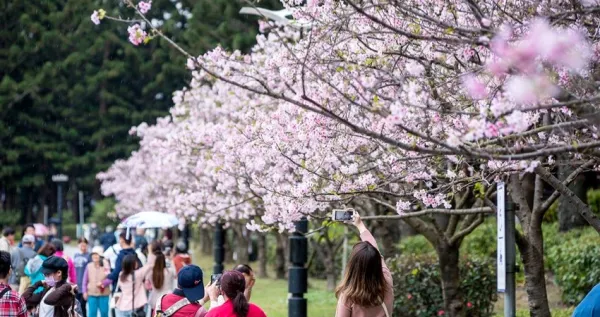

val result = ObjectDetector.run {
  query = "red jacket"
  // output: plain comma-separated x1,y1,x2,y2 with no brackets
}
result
159,293,206,317
206,300,266,317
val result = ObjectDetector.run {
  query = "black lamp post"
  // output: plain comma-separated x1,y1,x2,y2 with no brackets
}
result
288,217,308,317
213,222,225,274
52,174,68,240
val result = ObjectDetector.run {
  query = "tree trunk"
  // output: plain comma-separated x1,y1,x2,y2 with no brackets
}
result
558,163,588,231
326,263,337,291
225,229,234,263
201,228,212,255
377,220,400,258
275,233,287,279
437,242,464,317
237,226,250,264
257,232,268,278
519,226,551,317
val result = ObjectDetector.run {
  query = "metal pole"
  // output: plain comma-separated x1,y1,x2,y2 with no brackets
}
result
57,183,63,239
341,226,348,278
44,205,48,226
213,223,225,274
78,191,84,238
288,218,308,317
78,191,84,225
504,198,516,317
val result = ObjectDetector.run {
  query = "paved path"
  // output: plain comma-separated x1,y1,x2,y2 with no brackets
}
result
64,243,79,258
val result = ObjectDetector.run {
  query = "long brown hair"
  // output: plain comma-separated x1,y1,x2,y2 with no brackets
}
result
151,241,166,289
335,241,387,307
120,254,137,282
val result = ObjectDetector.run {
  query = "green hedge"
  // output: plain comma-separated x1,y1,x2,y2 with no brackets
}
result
546,227,600,305
388,255,497,317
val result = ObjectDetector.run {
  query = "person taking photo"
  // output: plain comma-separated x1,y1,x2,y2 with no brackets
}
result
335,212,393,317
205,270,266,317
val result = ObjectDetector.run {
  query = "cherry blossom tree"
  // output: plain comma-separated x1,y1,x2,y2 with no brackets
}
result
94,0,600,316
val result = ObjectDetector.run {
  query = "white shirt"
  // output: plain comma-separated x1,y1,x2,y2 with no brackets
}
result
103,244,122,270
38,287,55,317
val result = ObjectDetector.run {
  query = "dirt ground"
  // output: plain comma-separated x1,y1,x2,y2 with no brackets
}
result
494,280,569,312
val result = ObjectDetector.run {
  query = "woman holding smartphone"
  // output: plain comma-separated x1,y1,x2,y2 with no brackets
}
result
335,212,393,317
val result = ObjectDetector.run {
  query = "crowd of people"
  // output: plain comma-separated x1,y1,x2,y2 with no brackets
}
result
0,213,397,317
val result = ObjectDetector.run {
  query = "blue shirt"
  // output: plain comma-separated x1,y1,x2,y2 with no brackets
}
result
574,283,600,317
73,252,90,289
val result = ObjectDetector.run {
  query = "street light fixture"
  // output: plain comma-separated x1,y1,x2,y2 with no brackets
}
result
52,174,69,239
238,7,312,29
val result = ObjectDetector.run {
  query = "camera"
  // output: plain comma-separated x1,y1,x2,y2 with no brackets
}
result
211,273,222,285
331,209,355,221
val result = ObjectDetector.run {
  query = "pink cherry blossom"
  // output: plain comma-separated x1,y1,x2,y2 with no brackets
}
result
138,1,151,14
127,24,147,46
91,11,101,25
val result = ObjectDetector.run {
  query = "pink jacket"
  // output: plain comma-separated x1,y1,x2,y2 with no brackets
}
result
55,251,77,284
115,257,155,311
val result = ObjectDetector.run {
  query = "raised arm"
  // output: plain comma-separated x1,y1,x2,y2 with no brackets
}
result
22,281,46,308
352,212,393,298
45,283,76,306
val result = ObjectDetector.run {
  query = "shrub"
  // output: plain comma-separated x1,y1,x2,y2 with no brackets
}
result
398,234,434,256
0,209,22,227
89,198,119,228
546,228,600,305
542,201,558,223
587,188,600,215
461,217,497,260
388,255,497,317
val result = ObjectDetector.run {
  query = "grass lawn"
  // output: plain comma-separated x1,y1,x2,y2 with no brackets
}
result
190,249,337,317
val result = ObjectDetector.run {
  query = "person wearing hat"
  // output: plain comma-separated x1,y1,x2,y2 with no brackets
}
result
154,265,207,317
82,246,111,317
10,234,37,293
22,255,80,317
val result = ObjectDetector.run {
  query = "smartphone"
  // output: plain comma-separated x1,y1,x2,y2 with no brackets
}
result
331,209,355,221
211,273,222,285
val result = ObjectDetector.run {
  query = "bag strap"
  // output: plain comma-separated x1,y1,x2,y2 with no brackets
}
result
132,270,135,312
0,287,10,299
378,297,389,317
163,297,191,316
381,302,389,317
155,294,167,313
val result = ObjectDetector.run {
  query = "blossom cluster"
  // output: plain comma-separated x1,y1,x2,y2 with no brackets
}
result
97,0,600,229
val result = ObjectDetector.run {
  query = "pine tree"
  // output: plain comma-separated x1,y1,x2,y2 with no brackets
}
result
0,0,282,223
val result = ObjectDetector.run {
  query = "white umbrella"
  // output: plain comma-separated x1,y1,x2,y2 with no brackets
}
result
119,211,179,229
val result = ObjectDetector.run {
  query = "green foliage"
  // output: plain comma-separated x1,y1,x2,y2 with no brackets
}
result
543,201,559,223
546,226,600,305
399,234,435,256
89,198,119,228
0,0,282,221
0,209,22,227
388,255,497,317
461,217,497,260
586,188,600,215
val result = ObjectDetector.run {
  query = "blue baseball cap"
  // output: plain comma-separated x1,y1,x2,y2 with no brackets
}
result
177,265,204,302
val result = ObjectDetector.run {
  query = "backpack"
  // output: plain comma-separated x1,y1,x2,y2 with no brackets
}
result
67,297,84,317
15,249,31,278
154,294,202,317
